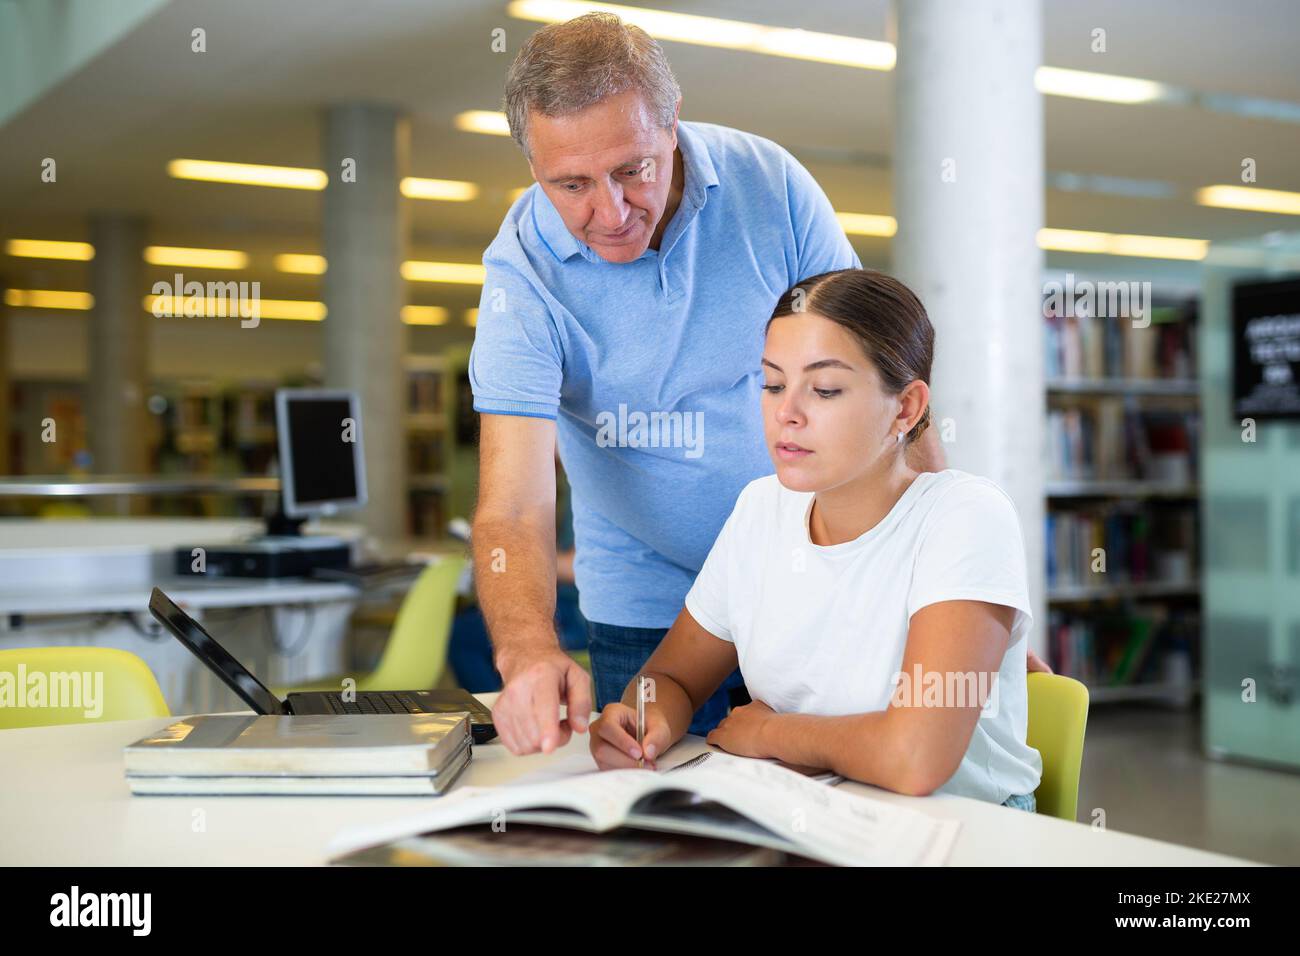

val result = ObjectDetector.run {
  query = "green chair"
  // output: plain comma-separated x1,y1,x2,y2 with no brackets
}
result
275,556,466,696
1026,671,1090,821
0,646,170,729
566,647,592,674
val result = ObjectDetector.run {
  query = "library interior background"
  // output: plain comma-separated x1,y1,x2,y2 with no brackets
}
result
1,0,1298,863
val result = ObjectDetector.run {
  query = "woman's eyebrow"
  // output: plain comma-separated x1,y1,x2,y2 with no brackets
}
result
761,358,854,372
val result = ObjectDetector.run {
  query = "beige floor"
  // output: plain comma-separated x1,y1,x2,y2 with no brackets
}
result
1076,703,1300,865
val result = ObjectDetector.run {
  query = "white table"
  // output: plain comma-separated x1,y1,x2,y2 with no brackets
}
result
0,693,1257,866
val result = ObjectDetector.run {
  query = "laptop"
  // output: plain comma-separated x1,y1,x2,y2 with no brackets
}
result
148,587,497,743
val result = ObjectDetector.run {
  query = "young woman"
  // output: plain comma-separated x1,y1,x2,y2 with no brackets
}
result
588,268,1042,810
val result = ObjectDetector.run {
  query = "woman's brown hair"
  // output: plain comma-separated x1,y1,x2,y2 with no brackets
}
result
768,269,934,444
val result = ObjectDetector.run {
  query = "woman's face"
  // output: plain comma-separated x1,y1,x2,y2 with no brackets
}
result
761,312,908,494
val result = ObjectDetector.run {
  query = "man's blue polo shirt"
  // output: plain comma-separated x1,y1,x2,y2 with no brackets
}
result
469,120,859,628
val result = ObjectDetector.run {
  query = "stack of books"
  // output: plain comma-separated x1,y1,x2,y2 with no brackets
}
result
124,712,472,796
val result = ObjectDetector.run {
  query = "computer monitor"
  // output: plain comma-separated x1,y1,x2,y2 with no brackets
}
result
274,388,368,521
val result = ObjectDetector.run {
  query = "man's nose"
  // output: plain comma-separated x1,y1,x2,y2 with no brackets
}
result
591,181,628,231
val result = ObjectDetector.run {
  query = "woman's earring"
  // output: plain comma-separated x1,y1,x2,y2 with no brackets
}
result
896,430,905,445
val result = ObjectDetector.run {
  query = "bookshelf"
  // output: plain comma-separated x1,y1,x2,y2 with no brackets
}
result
404,354,450,536
1043,290,1202,706
403,345,477,538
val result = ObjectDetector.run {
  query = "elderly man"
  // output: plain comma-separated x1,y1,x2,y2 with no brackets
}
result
471,13,1021,756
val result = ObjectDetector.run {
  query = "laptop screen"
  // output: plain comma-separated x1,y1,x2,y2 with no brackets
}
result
149,588,288,716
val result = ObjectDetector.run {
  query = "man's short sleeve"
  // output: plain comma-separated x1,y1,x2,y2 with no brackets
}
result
468,259,563,420
784,150,862,281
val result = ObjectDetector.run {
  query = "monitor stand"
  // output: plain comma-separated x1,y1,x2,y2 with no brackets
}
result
264,508,306,538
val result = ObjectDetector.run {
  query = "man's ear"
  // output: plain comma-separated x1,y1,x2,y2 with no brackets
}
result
670,97,682,148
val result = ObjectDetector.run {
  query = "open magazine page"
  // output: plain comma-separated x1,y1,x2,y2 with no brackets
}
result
327,769,663,858
654,753,959,866
329,752,960,865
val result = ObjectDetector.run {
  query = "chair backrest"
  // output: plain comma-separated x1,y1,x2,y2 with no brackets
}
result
1025,671,1090,821
362,556,466,691
0,646,170,730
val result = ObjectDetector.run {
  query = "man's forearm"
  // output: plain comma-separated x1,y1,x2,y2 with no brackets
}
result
473,514,560,675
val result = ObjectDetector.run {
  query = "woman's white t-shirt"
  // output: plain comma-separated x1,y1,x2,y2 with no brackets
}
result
684,469,1043,804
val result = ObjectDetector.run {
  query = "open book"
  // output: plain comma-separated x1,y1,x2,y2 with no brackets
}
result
329,752,960,866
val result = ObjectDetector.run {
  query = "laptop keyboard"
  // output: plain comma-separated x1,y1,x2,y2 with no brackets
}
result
322,692,422,715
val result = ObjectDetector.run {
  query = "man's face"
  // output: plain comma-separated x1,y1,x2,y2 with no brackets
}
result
526,90,679,264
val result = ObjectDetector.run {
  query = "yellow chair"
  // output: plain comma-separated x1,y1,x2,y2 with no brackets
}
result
1026,671,1090,821
275,556,466,696
0,646,169,729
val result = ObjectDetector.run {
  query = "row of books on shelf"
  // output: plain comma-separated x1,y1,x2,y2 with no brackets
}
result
1047,405,1198,483
408,369,445,415
1048,606,1198,688
409,490,447,538
1045,507,1196,589
1044,306,1195,381
407,433,446,475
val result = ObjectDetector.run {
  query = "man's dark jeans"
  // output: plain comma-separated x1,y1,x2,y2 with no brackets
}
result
586,619,747,736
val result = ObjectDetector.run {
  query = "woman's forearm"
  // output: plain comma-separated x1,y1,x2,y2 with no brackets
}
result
620,669,696,750
760,710,940,796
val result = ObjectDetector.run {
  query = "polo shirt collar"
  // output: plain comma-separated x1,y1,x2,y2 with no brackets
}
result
531,121,720,265
676,120,719,208
532,187,583,263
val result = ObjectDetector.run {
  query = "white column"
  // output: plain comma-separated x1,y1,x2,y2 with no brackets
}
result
87,214,150,476
892,0,1047,649
322,104,409,542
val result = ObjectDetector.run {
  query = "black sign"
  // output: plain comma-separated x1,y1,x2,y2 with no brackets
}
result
1232,277,1300,420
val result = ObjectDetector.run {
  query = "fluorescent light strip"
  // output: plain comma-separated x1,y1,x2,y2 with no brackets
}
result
402,305,451,325
274,254,328,275
144,295,326,321
455,111,513,136
836,212,897,237
144,246,249,269
168,159,327,190
1037,228,1207,261
401,177,480,201
511,3,1297,114
1034,66,1173,104
1195,185,1300,216
4,289,95,310
401,261,487,284
5,239,95,261
507,1,894,69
